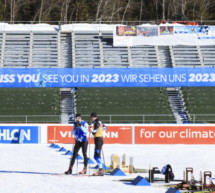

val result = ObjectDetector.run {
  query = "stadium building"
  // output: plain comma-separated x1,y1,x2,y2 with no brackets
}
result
0,23,213,124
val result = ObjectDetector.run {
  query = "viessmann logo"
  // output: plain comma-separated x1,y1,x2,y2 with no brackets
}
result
0,126,39,143
57,127,131,139
59,130,119,138
47,125,133,144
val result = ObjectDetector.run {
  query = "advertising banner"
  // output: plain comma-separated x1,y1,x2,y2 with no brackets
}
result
2,68,215,87
136,26,158,37
47,125,74,144
47,125,132,144
135,125,215,144
114,25,215,46
103,125,132,144
0,126,39,144
174,26,197,34
116,26,136,36
160,26,174,35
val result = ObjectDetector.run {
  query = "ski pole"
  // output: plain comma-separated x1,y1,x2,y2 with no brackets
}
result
101,147,106,174
88,131,91,177
76,125,80,175
88,121,93,177
77,153,78,175
68,131,76,170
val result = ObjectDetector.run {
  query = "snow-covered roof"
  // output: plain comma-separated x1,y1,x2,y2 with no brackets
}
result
0,23,186,32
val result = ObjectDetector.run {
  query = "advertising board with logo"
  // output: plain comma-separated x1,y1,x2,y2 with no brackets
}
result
47,125,132,144
0,126,39,144
135,125,215,144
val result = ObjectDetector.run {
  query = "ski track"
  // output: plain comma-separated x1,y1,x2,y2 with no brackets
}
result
0,144,214,193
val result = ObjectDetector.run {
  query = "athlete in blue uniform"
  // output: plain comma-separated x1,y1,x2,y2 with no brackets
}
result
65,113,88,175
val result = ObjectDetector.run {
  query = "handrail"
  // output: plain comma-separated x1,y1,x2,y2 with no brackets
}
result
0,114,213,123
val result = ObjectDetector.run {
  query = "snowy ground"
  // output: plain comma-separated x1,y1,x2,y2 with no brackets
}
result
0,144,214,193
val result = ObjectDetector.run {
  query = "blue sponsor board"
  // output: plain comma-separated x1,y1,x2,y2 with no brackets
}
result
1,68,215,87
174,26,197,34
209,26,215,34
0,126,39,144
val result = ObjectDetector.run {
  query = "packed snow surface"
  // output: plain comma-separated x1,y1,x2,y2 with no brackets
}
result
0,144,213,193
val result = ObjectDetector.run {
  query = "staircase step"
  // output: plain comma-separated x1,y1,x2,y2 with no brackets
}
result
167,87,189,124
61,89,75,123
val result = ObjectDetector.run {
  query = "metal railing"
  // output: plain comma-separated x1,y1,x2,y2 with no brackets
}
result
82,114,176,123
0,114,214,123
189,114,215,123
0,115,61,123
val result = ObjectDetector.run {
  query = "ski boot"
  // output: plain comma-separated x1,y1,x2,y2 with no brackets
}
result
94,165,98,169
65,167,72,175
79,167,87,174
93,168,104,176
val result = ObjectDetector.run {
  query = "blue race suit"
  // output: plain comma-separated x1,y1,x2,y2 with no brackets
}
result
73,120,88,142
69,120,89,167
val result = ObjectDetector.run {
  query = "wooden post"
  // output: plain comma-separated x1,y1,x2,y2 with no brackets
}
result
117,156,120,168
129,157,133,173
111,154,118,169
122,154,126,166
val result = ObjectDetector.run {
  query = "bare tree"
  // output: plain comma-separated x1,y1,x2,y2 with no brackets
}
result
10,0,26,23
39,0,44,22
60,0,71,22
68,1,77,21
191,0,198,20
180,0,187,15
153,0,159,21
110,1,116,21
101,0,122,22
33,0,62,22
172,0,181,14
10,0,13,22
75,0,80,21
95,0,103,21
139,0,143,22
167,0,172,19
121,0,132,22
60,0,66,22
99,0,110,21
65,0,71,22
162,0,165,20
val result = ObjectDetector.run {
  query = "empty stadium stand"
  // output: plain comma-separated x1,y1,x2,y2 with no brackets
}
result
75,87,176,123
73,31,101,67
0,32,62,67
0,88,61,123
171,46,202,67
181,87,215,123
200,45,215,66
0,29,213,68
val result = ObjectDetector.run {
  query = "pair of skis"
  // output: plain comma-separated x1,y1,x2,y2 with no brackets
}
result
54,172,105,177
156,183,215,193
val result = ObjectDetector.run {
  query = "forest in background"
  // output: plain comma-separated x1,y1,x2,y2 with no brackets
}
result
1,0,215,23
